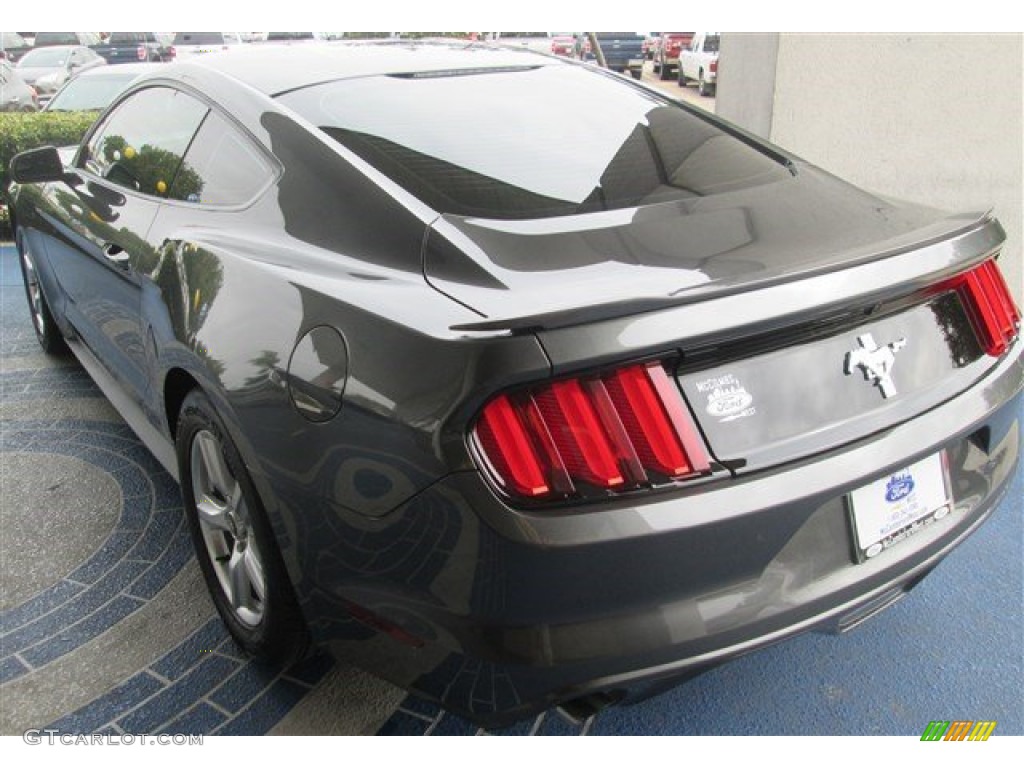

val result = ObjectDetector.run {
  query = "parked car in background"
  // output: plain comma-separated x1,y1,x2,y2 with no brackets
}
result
10,42,1019,730
93,32,175,64
171,32,246,60
550,34,575,57
653,31,694,80
490,32,552,54
578,32,645,79
43,63,164,112
0,59,39,111
642,33,660,60
0,32,33,63
678,32,720,96
265,32,322,42
15,45,105,105
32,32,102,48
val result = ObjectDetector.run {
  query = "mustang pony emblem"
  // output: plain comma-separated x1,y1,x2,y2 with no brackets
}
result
844,333,907,398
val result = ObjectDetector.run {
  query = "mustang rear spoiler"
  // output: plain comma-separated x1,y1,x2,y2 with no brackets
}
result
450,212,1001,334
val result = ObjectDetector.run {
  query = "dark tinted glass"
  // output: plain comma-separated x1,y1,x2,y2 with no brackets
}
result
109,32,147,44
172,112,272,205
705,35,720,53
173,32,224,45
279,65,789,219
33,32,80,46
82,87,208,198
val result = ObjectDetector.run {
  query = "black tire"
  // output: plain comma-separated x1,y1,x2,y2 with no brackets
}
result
16,228,67,354
630,69,642,80
698,73,714,97
678,68,688,86
176,389,308,664
659,59,673,80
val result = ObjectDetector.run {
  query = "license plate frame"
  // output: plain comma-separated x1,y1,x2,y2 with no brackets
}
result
846,452,953,563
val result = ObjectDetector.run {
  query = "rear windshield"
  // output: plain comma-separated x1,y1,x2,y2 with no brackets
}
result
173,32,224,45
34,32,81,46
19,47,72,67
46,73,138,111
109,32,148,44
278,64,789,220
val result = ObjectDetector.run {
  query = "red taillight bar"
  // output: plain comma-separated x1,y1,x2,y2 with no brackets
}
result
942,258,1021,357
473,362,712,503
536,380,625,489
476,395,551,498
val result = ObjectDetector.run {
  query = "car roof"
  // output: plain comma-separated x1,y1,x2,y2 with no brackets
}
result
177,40,566,97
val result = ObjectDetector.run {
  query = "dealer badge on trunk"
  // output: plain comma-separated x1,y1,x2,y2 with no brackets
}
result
844,333,907,399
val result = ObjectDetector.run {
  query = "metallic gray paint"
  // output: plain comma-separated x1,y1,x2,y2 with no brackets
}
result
7,41,1022,727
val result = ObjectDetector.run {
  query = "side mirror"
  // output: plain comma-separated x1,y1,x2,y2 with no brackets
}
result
10,146,69,184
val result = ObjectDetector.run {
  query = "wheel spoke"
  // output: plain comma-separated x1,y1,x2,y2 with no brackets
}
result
196,496,232,533
195,431,234,498
243,544,266,601
227,547,255,612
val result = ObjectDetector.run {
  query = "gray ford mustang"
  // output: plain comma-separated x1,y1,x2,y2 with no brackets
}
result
7,41,1022,727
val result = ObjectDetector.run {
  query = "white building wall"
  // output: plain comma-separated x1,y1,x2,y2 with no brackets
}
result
718,32,1023,302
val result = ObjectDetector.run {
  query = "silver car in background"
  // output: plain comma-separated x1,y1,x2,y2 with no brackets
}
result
15,44,105,105
1,59,39,111
43,63,165,112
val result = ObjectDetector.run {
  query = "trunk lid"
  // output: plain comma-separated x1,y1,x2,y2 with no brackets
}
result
424,171,1012,474
425,164,982,328
673,288,996,472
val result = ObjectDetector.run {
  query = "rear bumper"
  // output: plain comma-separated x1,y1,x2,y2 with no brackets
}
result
311,341,1022,726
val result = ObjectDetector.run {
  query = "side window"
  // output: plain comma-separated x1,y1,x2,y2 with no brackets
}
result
82,87,208,198
171,111,273,206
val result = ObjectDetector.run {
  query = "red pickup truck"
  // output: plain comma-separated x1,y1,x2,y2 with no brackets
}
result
653,32,694,80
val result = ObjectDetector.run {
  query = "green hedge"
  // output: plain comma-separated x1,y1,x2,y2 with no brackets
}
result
0,111,99,188
1,112,99,231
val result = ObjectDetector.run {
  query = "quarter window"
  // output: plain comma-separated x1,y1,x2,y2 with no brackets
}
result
82,87,208,198
171,112,273,206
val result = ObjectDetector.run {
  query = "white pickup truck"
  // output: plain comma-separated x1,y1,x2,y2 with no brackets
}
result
677,32,720,96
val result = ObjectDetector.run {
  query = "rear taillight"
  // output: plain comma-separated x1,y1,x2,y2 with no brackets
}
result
473,362,711,503
710,59,718,74
169,46,177,58
943,258,1021,356
137,45,147,61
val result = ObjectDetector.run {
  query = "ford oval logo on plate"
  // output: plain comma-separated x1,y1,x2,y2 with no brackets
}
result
885,472,915,503
706,390,753,417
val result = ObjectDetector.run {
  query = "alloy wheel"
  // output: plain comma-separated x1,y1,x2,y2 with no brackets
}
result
21,247,46,337
190,429,266,627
